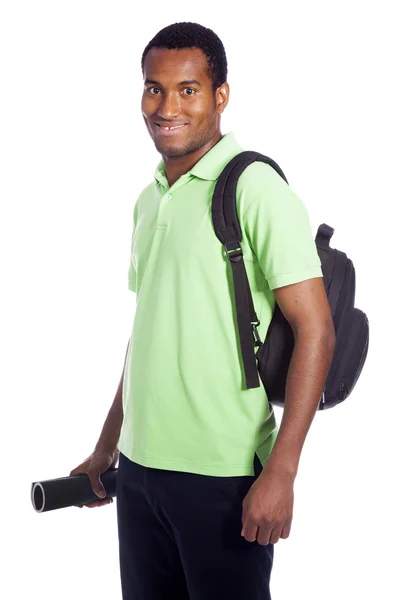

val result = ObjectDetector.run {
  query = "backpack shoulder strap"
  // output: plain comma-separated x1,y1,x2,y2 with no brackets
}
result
211,151,288,389
212,151,288,246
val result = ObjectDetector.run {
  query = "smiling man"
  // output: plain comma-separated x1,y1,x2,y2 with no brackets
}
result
142,44,226,188
71,20,335,600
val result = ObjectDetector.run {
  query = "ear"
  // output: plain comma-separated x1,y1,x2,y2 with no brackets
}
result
215,82,230,114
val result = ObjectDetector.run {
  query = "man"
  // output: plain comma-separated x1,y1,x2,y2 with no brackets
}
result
70,22,336,600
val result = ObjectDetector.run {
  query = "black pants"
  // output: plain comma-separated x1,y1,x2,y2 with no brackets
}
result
116,451,274,599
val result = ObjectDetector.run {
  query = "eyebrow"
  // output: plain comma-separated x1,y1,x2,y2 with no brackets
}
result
144,79,202,87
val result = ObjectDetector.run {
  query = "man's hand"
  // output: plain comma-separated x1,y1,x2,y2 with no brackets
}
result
241,467,295,545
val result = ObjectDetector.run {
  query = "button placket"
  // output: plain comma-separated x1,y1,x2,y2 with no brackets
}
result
157,174,190,225
158,191,171,225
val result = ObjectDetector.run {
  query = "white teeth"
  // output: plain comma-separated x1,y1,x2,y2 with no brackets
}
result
160,124,185,130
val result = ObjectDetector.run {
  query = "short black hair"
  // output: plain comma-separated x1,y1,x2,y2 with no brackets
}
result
141,22,228,91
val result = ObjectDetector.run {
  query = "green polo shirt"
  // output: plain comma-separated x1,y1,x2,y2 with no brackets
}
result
118,132,323,476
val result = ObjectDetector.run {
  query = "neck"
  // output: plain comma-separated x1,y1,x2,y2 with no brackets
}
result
163,131,222,187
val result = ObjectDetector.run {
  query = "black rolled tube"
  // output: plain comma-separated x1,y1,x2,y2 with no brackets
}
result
31,468,118,513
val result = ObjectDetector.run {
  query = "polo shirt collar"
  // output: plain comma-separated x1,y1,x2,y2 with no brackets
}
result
154,132,243,186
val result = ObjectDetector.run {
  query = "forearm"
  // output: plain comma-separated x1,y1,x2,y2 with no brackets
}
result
94,338,130,454
264,330,335,478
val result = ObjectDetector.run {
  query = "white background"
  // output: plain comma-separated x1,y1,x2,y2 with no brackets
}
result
1,1,399,599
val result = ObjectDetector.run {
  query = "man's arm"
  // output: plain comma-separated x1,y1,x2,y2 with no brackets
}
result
262,276,336,478
94,338,130,455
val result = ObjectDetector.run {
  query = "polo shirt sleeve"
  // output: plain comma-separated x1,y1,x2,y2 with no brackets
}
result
127,199,139,293
241,162,323,290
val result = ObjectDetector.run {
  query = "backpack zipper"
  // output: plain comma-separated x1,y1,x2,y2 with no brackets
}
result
340,315,368,385
334,313,368,402
327,261,351,387
333,260,350,331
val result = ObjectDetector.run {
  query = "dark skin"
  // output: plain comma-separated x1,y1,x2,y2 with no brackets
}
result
142,47,336,545
75,48,336,542
241,279,335,544
141,47,229,187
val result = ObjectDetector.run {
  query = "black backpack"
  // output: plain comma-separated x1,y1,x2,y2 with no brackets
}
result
211,151,369,410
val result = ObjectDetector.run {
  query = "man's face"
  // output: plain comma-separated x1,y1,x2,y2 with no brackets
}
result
141,47,228,158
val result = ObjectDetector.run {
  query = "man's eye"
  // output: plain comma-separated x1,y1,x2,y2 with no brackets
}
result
183,88,196,96
148,87,160,94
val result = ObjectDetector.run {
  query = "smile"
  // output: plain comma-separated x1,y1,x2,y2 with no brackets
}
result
155,123,187,136
158,124,186,130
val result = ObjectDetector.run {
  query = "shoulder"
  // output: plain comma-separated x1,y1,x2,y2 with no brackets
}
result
134,180,159,210
138,180,159,200
236,160,306,220
130,181,158,226
237,160,286,192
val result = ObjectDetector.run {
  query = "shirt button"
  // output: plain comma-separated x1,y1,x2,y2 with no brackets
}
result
166,193,172,200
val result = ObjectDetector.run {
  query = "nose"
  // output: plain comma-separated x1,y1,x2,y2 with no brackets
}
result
157,91,181,120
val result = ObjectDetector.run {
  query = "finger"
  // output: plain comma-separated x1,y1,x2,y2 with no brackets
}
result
241,522,259,543
269,526,284,545
73,497,113,509
256,525,273,546
87,470,106,498
69,467,85,477
280,522,291,540
86,499,106,508
85,498,113,508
